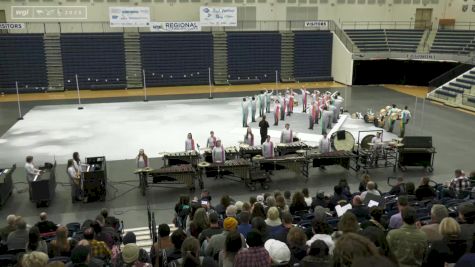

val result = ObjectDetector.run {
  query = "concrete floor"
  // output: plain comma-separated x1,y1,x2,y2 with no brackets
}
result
0,85,474,229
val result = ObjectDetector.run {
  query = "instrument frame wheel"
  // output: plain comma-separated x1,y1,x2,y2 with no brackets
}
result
427,167,434,173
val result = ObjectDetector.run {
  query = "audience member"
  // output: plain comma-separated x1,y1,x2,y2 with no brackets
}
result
284,191,292,206
251,202,266,220
215,195,233,217
265,197,276,212
289,192,309,215
219,231,242,267
116,232,150,266
251,217,270,241
302,188,313,207
426,217,467,267
121,243,152,267
198,212,222,244
272,212,294,243
237,211,252,238
22,251,49,267
311,191,329,210
163,228,187,264
442,169,471,199
349,196,370,222
235,201,244,215
27,226,48,254
95,215,117,246
415,177,436,201
405,182,416,200
249,196,257,207
361,226,395,263
47,261,66,267
329,185,348,211
82,227,111,259
190,208,209,238
388,195,408,229
49,226,77,258
359,174,371,192
458,203,475,251
332,233,379,267
361,207,387,231
205,217,245,259
420,204,449,241
174,195,191,228
287,227,308,264
265,207,282,227
335,212,360,238
7,216,28,250
307,219,334,255
234,230,271,267
338,179,352,200
35,212,58,234
0,214,16,242
225,205,238,219
360,181,381,201
276,195,290,214
264,239,291,265
300,240,330,267
100,208,120,230
387,206,428,267
389,177,406,196
68,244,91,267
150,224,173,266
351,255,398,267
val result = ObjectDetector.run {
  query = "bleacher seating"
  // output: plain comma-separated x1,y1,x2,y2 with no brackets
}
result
345,29,424,52
429,68,475,106
61,33,127,90
293,31,333,81
430,30,475,54
0,34,48,94
227,32,281,84
140,33,213,86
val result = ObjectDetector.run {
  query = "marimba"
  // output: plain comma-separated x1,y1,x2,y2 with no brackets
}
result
147,164,201,193
254,155,309,180
239,144,263,159
307,151,358,171
276,142,309,156
202,147,240,162
163,151,201,167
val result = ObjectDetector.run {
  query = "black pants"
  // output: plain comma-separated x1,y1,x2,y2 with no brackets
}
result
260,134,267,144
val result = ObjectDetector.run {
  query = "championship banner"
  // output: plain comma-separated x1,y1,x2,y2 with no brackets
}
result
11,6,87,20
150,22,202,32
109,7,150,27
200,6,237,27
304,20,329,30
0,23,25,30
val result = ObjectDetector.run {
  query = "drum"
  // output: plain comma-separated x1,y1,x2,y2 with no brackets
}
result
360,134,375,150
364,114,374,123
330,130,355,152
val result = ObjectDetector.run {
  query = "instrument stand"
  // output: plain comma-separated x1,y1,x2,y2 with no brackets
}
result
15,82,24,120
75,74,83,110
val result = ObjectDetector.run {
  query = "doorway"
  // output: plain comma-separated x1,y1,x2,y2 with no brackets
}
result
415,8,433,30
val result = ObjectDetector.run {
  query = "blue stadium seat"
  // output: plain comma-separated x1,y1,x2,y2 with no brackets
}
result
293,31,333,81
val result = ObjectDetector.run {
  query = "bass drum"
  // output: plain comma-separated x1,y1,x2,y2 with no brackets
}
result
330,130,356,152
360,134,375,150
374,117,385,128
363,114,374,123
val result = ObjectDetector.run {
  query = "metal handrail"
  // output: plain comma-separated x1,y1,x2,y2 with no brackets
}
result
341,20,432,30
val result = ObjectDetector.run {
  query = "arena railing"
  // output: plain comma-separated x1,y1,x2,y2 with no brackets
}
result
428,55,475,92
341,20,432,30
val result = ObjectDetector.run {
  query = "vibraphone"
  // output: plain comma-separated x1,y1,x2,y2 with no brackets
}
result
163,151,201,167
307,151,358,171
203,146,240,162
276,142,309,156
137,164,202,194
239,145,263,159
254,155,309,180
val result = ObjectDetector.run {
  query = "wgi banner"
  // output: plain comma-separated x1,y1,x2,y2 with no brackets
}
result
304,20,329,30
109,7,150,27
150,22,201,32
0,23,25,30
200,6,237,27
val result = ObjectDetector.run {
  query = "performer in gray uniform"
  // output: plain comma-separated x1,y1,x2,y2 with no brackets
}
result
265,90,273,113
321,106,333,135
241,97,249,127
251,96,257,122
332,92,344,122
258,91,265,118
328,101,338,124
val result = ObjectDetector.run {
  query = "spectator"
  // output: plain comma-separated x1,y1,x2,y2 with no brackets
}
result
457,203,475,252
306,219,334,255
0,214,16,242
237,211,252,238
332,233,379,267
300,240,330,267
387,206,428,267
415,177,436,201
241,202,251,213
426,217,467,267
256,195,265,206
35,212,58,234
199,212,223,244
234,230,271,267
265,207,282,227
420,204,449,241
116,232,150,266
177,237,217,266
264,239,291,265
349,196,370,222
22,251,49,267
249,196,257,207
265,197,276,210
47,262,66,267
284,191,292,206
49,226,77,258
67,240,105,267
287,227,308,264
311,191,328,210
405,182,416,200
219,230,242,267
333,212,360,239
91,219,113,249
329,185,348,211
205,217,245,259
275,195,289,214
442,169,471,199
150,224,173,266
251,202,266,220
361,226,395,263
82,227,111,259
388,195,408,229
164,228,187,263
302,188,312,207
95,215,117,246
121,243,152,267
174,195,191,228
251,217,270,241
351,255,398,267
215,195,233,217
235,201,244,215
100,208,120,230
338,179,352,200
7,216,28,250
289,192,308,215
274,190,282,198
272,212,294,243
225,205,237,219
361,207,387,231
190,208,209,238
389,177,406,196
360,181,381,201
27,226,48,254
359,174,371,192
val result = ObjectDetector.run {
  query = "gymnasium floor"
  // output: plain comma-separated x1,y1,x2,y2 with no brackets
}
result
0,84,474,229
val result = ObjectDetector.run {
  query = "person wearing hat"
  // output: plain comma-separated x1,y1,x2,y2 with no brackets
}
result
265,239,291,265
121,243,152,267
234,230,271,267
116,232,150,266
205,217,245,258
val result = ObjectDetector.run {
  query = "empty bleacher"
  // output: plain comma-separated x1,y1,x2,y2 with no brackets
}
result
430,30,475,54
293,31,333,81
140,32,213,86
61,33,126,90
0,34,48,94
429,67,475,109
227,32,281,84
345,29,424,52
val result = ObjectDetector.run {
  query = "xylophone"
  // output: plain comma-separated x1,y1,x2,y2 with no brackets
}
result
254,155,309,180
276,142,309,156
239,144,263,159
163,151,201,167
307,151,358,171
198,159,251,180
144,164,202,193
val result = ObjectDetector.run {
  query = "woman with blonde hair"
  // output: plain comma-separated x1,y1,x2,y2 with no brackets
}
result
22,251,49,267
48,226,77,257
265,207,282,227
425,217,468,267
